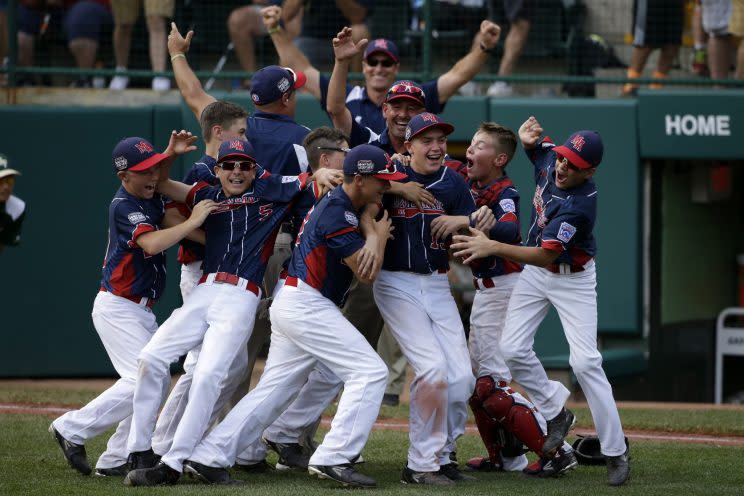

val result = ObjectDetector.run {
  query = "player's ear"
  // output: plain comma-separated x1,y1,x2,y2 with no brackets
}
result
212,124,223,140
584,167,597,179
404,140,413,155
117,171,127,181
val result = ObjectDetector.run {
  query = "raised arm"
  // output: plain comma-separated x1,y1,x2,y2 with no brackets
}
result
155,131,200,203
518,116,544,150
168,22,217,121
327,27,367,136
436,20,501,103
335,0,369,24
262,5,321,99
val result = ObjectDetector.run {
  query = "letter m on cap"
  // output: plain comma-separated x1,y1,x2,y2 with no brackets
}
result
229,140,245,151
421,113,438,123
135,141,154,153
570,135,585,151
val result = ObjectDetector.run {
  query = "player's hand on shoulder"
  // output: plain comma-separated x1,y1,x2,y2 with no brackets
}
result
167,129,198,156
261,6,281,30
472,205,496,232
518,116,543,150
398,181,434,210
333,26,368,62
189,199,217,224
452,227,496,264
374,209,394,240
168,22,193,56
390,153,410,167
313,168,343,195
479,20,501,50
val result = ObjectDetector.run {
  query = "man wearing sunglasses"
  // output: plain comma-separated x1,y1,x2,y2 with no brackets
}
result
261,5,501,135
451,116,630,487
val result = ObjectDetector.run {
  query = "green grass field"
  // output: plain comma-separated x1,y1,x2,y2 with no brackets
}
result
2,383,744,495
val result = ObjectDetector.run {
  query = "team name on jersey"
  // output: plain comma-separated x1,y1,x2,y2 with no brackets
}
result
390,196,445,217
212,196,261,213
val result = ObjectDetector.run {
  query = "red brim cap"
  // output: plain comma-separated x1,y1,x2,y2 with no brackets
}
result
373,170,407,181
553,145,593,169
219,152,257,163
128,152,170,172
367,48,399,63
407,122,455,141
293,70,307,90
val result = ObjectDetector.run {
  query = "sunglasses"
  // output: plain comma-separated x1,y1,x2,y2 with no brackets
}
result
556,154,582,172
219,160,256,172
317,146,350,154
366,58,396,68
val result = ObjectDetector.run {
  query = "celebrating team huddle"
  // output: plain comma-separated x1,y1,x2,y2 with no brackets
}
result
48,15,630,490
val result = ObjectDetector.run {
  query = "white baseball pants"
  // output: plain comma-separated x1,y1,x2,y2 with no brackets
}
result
53,291,158,469
373,270,474,472
189,281,387,469
126,279,260,472
500,263,627,456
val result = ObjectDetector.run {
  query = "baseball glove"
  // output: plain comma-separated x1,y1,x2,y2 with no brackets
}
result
571,435,630,465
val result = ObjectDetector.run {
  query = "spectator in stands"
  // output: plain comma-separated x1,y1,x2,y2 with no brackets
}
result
691,0,709,76
700,0,734,82
730,0,744,79
486,0,532,97
621,0,684,97
109,0,172,91
0,155,26,252
227,0,303,90
262,4,501,135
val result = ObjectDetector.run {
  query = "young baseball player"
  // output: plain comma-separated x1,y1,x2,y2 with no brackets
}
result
450,123,577,477
370,112,493,485
164,144,403,488
123,138,338,486
49,132,215,477
452,116,630,486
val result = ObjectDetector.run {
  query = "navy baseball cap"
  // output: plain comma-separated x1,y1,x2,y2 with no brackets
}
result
250,65,307,106
385,80,425,106
553,130,603,169
217,139,258,163
343,144,407,181
364,38,399,63
405,112,454,142
112,137,169,173
0,154,20,179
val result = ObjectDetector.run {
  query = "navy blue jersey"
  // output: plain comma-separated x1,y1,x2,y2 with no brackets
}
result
288,186,365,306
100,187,167,300
319,76,444,135
173,154,219,265
525,139,597,266
186,167,309,285
382,164,476,274
447,161,523,278
348,121,396,155
247,111,310,176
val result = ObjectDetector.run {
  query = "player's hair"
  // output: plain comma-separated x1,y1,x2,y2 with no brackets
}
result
303,127,350,172
199,100,248,142
478,122,518,164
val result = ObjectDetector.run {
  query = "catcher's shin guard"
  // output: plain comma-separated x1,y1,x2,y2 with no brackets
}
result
468,391,502,465
473,376,547,457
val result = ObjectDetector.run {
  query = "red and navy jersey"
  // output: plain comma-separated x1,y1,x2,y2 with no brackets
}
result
288,186,365,306
348,121,396,156
446,161,523,278
187,167,309,285
525,139,597,266
171,154,219,265
319,76,443,135
100,187,167,300
247,111,310,175
280,183,324,272
382,164,476,274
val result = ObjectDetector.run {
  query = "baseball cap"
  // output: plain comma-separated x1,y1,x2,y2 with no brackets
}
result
250,65,307,106
0,154,20,179
405,112,454,142
385,80,425,106
217,139,257,163
553,130,603,169
112,137,169,173
343,144,407,181
364,38,399,63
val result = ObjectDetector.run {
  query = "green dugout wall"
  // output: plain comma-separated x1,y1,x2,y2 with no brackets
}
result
0,96,641,377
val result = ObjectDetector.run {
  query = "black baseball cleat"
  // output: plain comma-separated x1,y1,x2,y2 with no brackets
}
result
401,465,454,486
264,438,310,470
123,461,180,486
234,459,273,473
94,463,128,477
523,449,578,478
606,449,630,486
308,463,377,488
49,423,91,475
542,407,576,456
439,462,476,481
126,448,159,471
184,460,242,485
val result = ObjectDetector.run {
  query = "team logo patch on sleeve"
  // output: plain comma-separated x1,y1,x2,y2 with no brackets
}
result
128,212,147,224
344,211,359,227
499,199,516,213
557,222,577,243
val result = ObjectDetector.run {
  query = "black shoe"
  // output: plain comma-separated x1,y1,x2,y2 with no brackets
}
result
264,438,310,470
606,449,630,486
523,449,578,478
184,460,242,485
465,455,501,472
123,462,180,486
401,465,454,486
234,459,273,473
381,393,400,406
439,462,476,481
126,448,159,470
49,424,91,475
308,464,376,488
543,407,576,456
95,463,128,477
350,453,365,465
